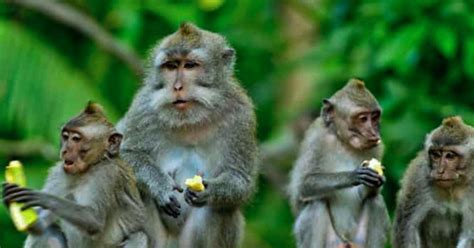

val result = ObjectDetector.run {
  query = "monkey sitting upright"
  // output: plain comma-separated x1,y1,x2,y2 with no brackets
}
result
2,102,154,248
117,23,258,248
393,116,474,248
288,79,390,248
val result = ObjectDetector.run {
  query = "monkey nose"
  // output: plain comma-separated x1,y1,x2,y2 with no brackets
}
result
173,82,184,91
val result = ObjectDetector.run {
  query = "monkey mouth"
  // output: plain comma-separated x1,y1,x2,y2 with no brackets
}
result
172,99,191,110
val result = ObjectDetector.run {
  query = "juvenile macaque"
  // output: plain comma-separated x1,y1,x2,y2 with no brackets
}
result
393,116,474,248
2,102,153,248
117,23,258,248
288,79,390,248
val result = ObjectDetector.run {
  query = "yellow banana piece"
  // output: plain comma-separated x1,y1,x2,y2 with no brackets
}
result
5,160,38,231
364,158,384,176
185,175,205,192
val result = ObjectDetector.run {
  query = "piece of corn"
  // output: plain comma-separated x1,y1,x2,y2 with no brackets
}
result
185,175,205,192
364,158,384,176
5,160,38,231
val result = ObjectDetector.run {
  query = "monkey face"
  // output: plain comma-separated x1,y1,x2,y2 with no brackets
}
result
145,27,236,129
428,147,467,188
60,126,111,175
336,108,381,150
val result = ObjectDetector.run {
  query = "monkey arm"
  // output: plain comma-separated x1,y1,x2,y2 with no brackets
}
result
201,115,258,210
121,148,177,197
121,148,182,217
203,167,255,209
457,203,474,248
5,185,106,236
298,172,357,201
392,159,430,248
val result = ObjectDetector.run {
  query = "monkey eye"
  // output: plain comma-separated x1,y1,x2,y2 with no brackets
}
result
184,61,199,69
445,151,457,161
358,115,369,123
430,150,442,160
61,131,69,140
154,83,164,90
161,61,178,70
371,112,380,122
71,134,82,142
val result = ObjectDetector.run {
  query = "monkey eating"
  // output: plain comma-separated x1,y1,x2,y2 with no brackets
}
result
288,79,390,248
2,102,154,248
393,116,474,248
117,23,258,248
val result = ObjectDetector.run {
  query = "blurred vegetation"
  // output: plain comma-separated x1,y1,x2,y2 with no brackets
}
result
0,0,473,247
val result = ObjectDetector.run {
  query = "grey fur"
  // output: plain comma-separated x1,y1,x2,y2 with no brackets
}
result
117,23,258,248
393,118,474,248
24,158,151,248
288,83,390,248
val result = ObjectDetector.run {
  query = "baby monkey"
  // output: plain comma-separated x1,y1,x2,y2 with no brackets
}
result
2,102,154,248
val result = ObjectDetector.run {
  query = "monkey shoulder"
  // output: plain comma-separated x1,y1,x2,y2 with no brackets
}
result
41,163,70,195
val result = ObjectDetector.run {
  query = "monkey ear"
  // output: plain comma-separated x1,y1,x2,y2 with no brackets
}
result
222,48,235,66
107,132,123,157
321,99,334,126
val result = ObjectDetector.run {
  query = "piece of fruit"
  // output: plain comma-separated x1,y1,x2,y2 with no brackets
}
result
5,160,38,231
185,175,205,192
363,158,384,176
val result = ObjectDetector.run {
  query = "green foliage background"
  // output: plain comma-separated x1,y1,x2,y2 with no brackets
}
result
0,0,473,247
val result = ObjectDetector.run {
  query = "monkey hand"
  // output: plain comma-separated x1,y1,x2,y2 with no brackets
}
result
154,183,183,218
2,183,56,210
352,167,385,188
184,180,209,207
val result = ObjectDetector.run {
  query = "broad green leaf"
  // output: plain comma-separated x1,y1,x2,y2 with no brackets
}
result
434,25,457,59
463,38,474,79
0,21,118,144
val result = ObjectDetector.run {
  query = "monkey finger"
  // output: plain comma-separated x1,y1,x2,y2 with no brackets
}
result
169,196,181,209
161,206,176,218
186,189,198,197
4,194,36,204
357,168,380,177
2,184,24,195
202,180,209,188
165,203,180,217
21,201,41,211
358,175,380,186
173,185,184,193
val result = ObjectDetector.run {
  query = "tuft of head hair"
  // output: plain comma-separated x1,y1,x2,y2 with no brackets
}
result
63,101,113,130
430,116,473,146
329,78,379,110
347,78,365,89
442,116,465,128
84,101,105,115
179,22,199,36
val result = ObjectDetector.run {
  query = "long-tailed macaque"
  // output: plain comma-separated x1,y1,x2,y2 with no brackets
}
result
117,23,258,248
288,79,390,248
393,116,474,248
2,102,153,248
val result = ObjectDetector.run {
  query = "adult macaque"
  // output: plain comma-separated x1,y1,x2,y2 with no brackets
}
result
288,79,390,248
2,102,153,248
393,116,474,248
117,23,258,248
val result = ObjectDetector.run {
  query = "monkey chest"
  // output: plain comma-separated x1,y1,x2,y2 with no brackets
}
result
420,210,462,248
157,146,220,185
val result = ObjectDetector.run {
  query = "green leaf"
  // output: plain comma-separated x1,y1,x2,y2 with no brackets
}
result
433,25,457,59
463,38,474,79
0,21,118,144
375,23,426,73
